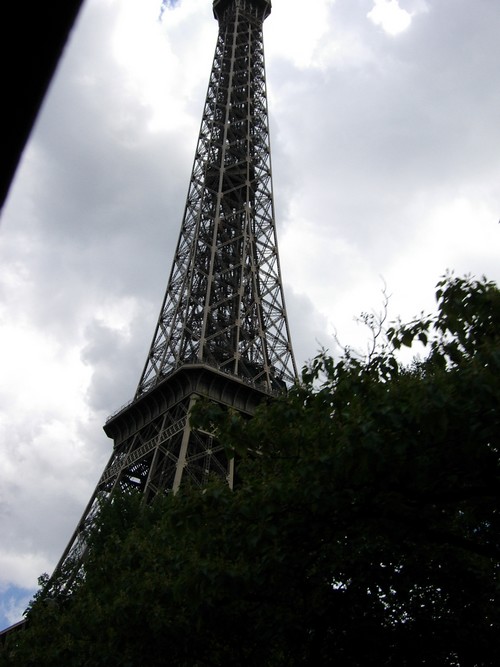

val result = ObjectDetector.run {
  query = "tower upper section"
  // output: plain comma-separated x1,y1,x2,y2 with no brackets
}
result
136,0,295,398
213,0,271,22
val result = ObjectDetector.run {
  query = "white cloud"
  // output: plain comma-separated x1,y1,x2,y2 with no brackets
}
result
112,0,213,133
367,0,412,35
0,552,49,592
266,0,336,69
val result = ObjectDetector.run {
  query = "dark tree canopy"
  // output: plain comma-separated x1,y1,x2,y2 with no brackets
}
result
2,274,499,666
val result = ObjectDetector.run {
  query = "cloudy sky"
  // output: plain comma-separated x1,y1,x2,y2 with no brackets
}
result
1,0,499,628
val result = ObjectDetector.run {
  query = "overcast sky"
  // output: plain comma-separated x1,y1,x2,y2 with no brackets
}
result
1,0,499,628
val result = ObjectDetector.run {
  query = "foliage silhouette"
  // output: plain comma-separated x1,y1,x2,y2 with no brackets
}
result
1,274,499,666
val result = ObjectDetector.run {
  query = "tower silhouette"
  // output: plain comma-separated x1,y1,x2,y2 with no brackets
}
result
53,0,296,586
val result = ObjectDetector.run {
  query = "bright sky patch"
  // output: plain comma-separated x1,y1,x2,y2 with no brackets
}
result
367,0,412,35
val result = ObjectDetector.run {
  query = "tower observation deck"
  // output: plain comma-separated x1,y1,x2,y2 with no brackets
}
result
48,0,297,591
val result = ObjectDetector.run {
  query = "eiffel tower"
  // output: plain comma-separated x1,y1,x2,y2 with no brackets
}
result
47,0,297,589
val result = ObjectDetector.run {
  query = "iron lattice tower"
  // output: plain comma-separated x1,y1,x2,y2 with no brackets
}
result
52,0,296,584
